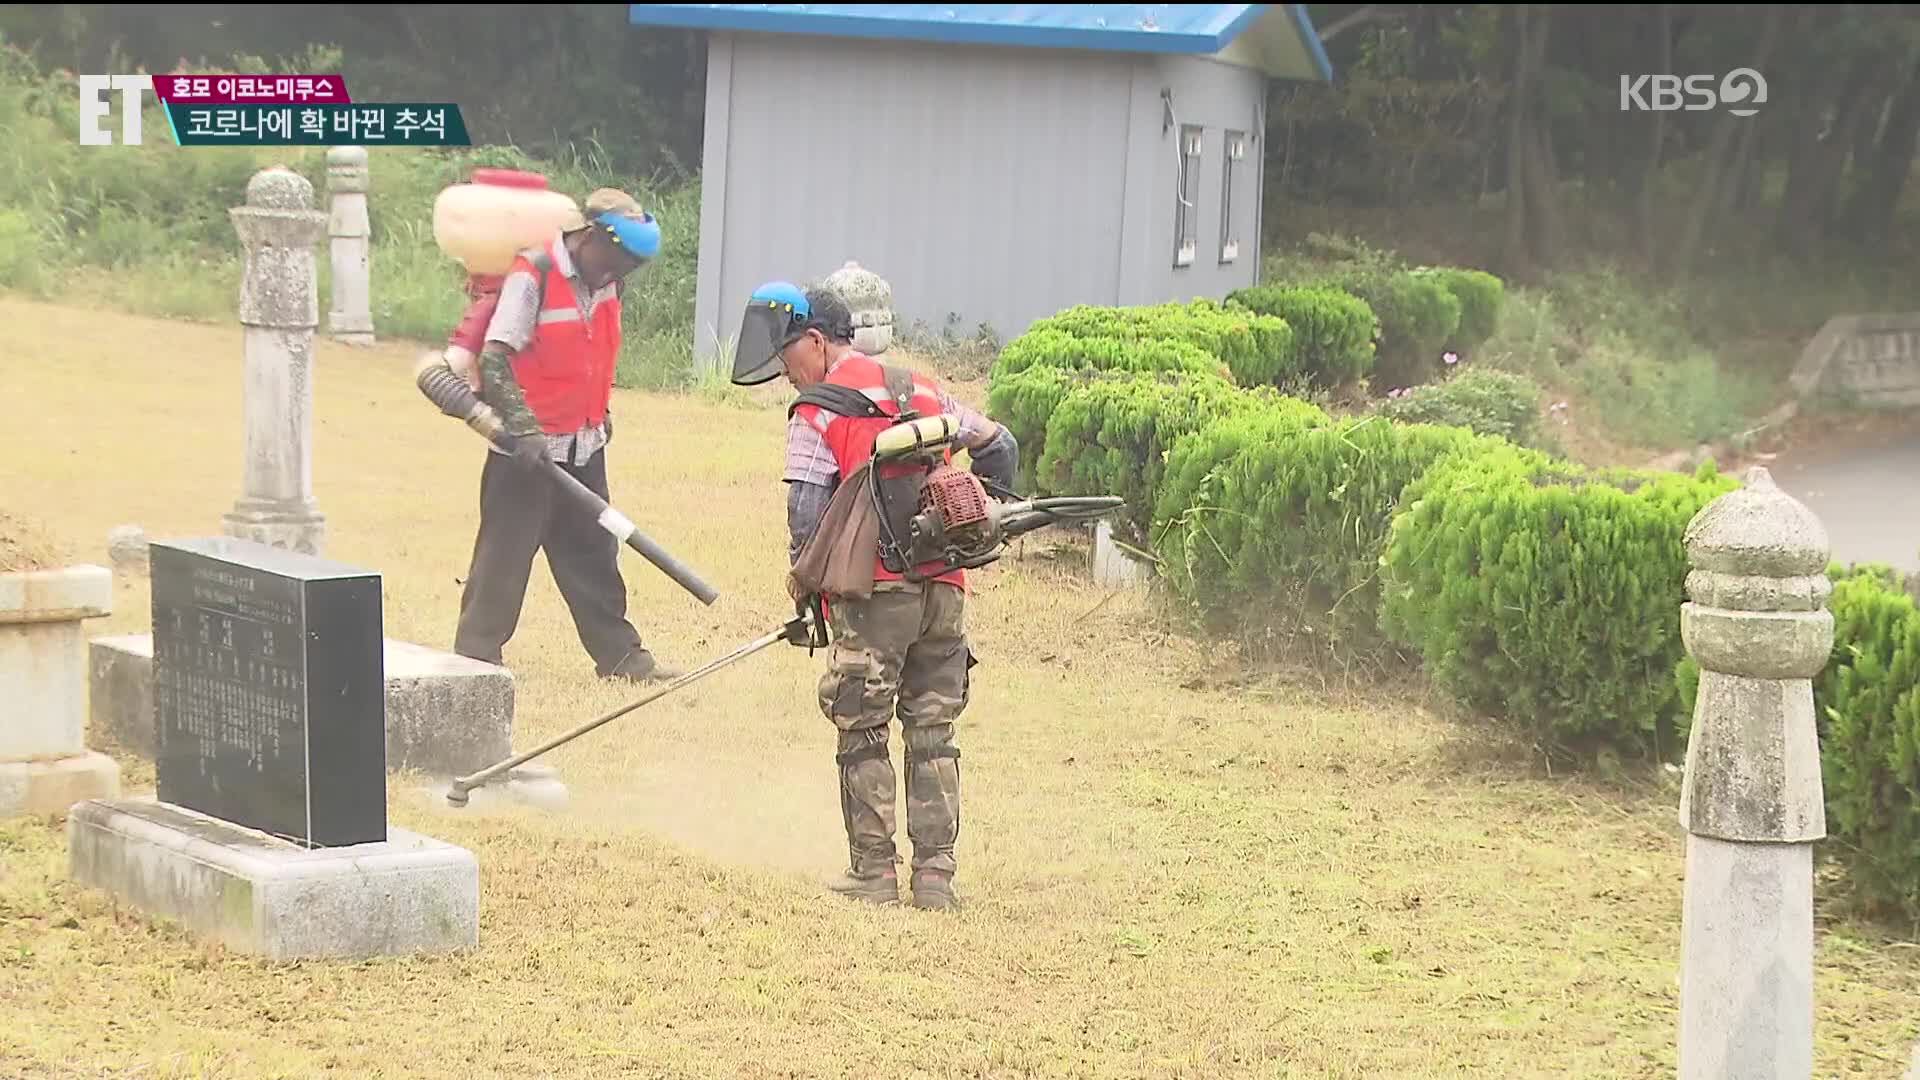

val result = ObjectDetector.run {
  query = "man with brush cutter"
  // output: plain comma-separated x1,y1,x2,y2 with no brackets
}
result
731,281,1021,912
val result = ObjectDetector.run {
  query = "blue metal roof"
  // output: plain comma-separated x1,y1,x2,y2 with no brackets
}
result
627,5,1332,80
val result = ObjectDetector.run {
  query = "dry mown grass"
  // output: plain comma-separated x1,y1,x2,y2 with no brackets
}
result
0,296,1915,1079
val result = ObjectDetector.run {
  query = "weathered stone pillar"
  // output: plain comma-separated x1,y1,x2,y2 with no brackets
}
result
222,166,328,557
822,260,895,355
1,565,121,817
326,146,374,346
1678,465,1832,1080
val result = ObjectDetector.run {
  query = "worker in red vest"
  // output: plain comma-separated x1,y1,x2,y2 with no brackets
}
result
453,189,681,684
732,282,1018,911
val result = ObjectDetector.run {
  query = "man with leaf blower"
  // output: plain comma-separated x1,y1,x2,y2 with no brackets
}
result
453,188,683,684
732,282,1020,911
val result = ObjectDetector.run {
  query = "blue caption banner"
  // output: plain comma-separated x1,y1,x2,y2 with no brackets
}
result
168,103,471,146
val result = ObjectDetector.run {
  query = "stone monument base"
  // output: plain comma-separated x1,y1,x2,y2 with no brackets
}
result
69,798,478,960
221,498,326,557
91,634,513,777
0,752,120,816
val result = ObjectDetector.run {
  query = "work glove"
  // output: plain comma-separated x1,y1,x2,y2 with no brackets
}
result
506,432,549,471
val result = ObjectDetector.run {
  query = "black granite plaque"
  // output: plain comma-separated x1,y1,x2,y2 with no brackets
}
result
151,537,386,848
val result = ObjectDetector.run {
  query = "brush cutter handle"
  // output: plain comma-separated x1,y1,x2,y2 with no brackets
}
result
414,355,721,606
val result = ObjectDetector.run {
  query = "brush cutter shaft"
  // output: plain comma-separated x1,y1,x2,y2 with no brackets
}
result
447,621,795,802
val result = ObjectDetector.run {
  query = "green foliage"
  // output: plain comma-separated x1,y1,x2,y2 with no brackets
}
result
1420,268,1505,347
1033,372,1261,541
1573,333,1765,448
1158,416,1492,654
990,328,1230,383
1315,266,1462,387
1382,453,1740,763
1815,568,1920,923
1225,285,1378,384
1025,300,1297,387
0,208,48,294
983,364,1080,494
1378,368,1545,448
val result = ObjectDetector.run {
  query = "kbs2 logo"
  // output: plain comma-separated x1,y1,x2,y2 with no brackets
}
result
1620,69,1767,117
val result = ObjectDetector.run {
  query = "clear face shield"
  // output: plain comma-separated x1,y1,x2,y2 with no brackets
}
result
733,297,806,386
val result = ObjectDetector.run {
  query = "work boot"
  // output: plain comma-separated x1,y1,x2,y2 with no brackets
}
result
909,869,960,912
606,649,682,684
826,867,899,906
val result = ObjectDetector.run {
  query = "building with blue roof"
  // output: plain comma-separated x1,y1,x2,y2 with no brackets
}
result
626,4,1333,365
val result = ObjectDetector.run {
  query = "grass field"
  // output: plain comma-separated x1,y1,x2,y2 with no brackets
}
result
1,296,1916,1079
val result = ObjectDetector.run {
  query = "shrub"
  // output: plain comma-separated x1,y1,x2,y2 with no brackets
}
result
1158,416,1494,654
1378,368,1544,448
1814,566,1920,923
983,363,1081,493
1034,371,1261,540
1420,268,1505,348
990,327,1231,383
1027,300,1297,387
1225,285,1378,384
1382,453,1739,762
1316,267,1462,387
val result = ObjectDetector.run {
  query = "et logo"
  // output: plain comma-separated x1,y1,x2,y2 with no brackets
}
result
79,75,157,145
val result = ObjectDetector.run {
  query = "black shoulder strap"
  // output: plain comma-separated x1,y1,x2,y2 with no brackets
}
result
789,384,889,421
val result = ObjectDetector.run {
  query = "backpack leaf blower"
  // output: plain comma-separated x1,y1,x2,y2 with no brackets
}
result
413,354,721,606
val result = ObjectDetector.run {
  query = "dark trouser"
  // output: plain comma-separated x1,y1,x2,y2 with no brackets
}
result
454,447,644,676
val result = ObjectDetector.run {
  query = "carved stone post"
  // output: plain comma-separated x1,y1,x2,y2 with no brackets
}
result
222,166,329,556
326,146,374,346
1678,466,1832,1079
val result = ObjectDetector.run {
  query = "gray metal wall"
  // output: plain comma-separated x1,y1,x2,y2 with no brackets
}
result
1127,55,1268,308
692,32,1138,366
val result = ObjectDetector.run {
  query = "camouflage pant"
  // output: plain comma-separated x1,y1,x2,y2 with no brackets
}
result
818,582,973,878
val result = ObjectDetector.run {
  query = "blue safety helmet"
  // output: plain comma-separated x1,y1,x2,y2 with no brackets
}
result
595,211,661,261
733,280,814,386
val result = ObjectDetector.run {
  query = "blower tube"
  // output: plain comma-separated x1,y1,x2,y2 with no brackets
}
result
413,355,722,607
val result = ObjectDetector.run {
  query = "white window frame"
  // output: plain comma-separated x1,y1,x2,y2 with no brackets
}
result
1174,125,1202,268
1220,130,1246,264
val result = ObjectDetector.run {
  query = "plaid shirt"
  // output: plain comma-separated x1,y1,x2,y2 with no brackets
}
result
484,237,620,467
782,355,998,486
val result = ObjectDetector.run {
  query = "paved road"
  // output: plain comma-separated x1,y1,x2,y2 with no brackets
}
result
1769,433,1920,574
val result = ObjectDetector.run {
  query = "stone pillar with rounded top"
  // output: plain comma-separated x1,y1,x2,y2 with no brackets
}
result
1,565,120,817
822,261,895,355
326,146,374,346
222,166,329,557
1677,465,1832,1080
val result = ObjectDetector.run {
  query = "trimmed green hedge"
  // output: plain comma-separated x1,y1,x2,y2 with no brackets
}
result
1319,267,1462,386
1034,371,1264,540
1381,452,1739,761
983,363,1079,494
990,327,1231,383
1420,267,1506,348
1026,300,1298,388
1158,416,1493,652
1225,285,1379,385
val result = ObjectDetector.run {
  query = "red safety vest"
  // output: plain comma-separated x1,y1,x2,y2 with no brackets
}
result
506,238,621,434
792,353,967,591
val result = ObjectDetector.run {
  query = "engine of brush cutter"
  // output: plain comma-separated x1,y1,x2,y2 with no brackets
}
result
907,464,1004,570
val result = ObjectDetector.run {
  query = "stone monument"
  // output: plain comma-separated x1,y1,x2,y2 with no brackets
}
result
69,537,478,960
1677,466,1831,1079
222,166,328,556
822,261,895,355
0,564,120,816
326,146,374,347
